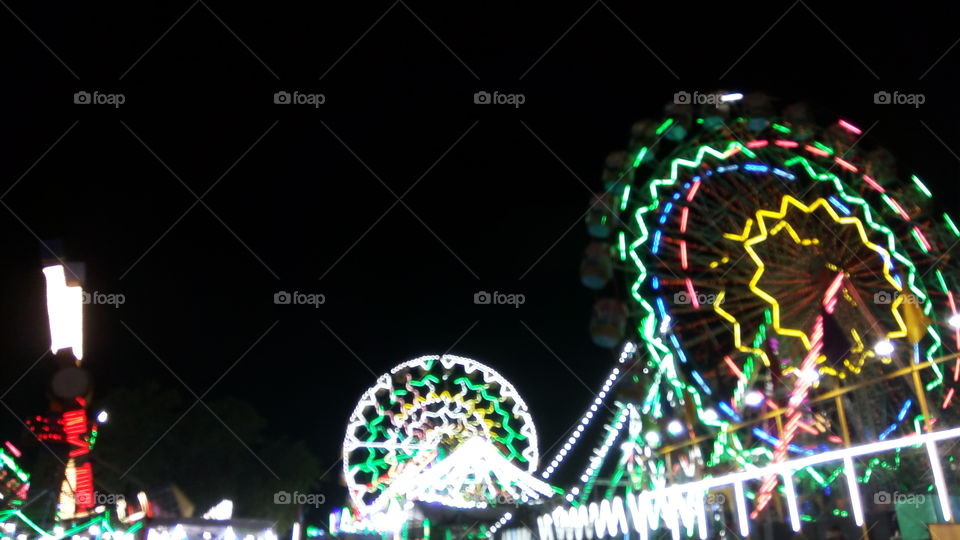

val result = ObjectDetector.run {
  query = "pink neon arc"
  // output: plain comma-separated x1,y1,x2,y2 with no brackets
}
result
838,119,863,135
684,278,699,309
680,240,688,270
4,441,20,458
944,388,956,410
834,157,858,172
746,140,769,148
686,180,701,202
680,206,689,233
862,174,886,193
753,273,844,517
774,139,799,148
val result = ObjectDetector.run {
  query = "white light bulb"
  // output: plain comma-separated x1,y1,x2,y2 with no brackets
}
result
875,340,894,357
667,420,684,436
744,390,765,408
949,313,960,329
644,431,661,446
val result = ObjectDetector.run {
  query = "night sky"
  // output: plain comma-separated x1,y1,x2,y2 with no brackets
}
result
1,0,960,502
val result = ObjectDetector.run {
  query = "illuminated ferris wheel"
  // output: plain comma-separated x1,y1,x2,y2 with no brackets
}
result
577,92,960,514
342,355,540,515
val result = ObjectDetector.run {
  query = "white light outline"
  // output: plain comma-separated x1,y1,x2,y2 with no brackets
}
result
343,354,540,515
541,342,637,480
536,427,960,540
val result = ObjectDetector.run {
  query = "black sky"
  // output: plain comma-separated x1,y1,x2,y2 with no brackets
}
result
1,1,960,490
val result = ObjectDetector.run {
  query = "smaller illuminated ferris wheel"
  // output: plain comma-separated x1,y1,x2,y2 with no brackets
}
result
342,355,540,515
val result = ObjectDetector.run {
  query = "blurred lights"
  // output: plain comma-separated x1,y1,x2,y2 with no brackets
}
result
874,340,894,357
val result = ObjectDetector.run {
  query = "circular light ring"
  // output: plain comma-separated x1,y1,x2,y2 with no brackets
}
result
342,354,539,514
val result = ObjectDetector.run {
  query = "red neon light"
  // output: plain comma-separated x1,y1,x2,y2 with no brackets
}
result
834,157,858,172
680,207,689,233
774,140,799,148
4,441,21,458
74,462,95,511
862,174,886,193
944,388,955,410
686,180,701,202
746,140,769,149
680,240,688,270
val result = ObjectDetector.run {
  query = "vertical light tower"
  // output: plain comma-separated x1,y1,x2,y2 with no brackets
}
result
30,259,97,522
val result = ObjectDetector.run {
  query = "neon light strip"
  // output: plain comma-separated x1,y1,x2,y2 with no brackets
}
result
862,174,885,193
783,473,801,532
734,481,749,537
541,342,637,479
537,428,960,540
844,457,864,526
838,120,862,135
927,440,953,521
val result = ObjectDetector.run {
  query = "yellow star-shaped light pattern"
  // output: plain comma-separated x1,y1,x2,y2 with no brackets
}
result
716,195,908,379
